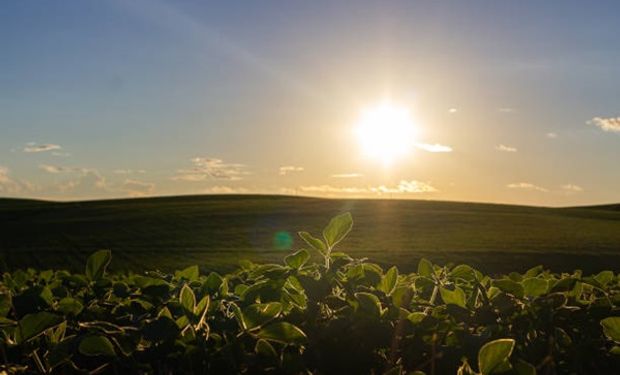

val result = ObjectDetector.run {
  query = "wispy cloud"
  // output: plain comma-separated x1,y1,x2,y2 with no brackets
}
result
23,143,62,153
507,182,548,192
0,166,34,194
448,108,458,114
416,143,453,153
121,179,155,197
279,166,304,176
203,186,250,194
496,144,518,152
546,132,558,139
588,116,620,133
498,107,515,113
331,173,363,178
561,184,583,193
174,157,249,181
299,180,437,196
39,164,86,174
114,169,147,175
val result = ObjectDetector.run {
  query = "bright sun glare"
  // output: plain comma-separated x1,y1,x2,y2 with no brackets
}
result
355,102,416,164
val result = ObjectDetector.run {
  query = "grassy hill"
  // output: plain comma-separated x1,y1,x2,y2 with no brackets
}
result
1,195,620,274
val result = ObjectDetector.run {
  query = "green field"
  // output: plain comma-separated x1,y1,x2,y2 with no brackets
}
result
1,195,619,274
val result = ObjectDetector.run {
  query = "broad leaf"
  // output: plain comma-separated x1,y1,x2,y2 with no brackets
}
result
595,270,614,287
478,338,515,375
417,258,434,277
79,335,116,357
601,317,620,342
285,249,310,269
16,312,64,343
355,292,382,317
85,250,112,281
514,359,536,375
378,266,399,295
243,302,282,329
175,265,199,281
180,284,196,314
440,286,467,308
57,297,84,316
257,322,307,345
255,339,278,358
322,212,353,249
522,278,548,297
298,231,327,254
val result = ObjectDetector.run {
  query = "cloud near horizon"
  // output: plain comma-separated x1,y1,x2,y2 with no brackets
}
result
507,182,548,192
279,166,304,176
416,143,453,153
174,157,249,181
299,180,437,196
496,144,518,152
331,173,363,178
588,117,620,133
23,143,62,153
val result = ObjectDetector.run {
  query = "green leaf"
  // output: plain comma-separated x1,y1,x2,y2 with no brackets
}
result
16,312,64,343
378,266,399,295
440,286,467,308
78,335,116,357
298,231,327,254
255,339,278,358
0,292,12,317
595,270,614,287
450,264,477,281
478,338,515,375
257,322,307,345
407,312,426,324
522,278,548,297
243,302,282,329
355,292,382,317
322,212,353,249
285,249,310,269
85,250,112,281
601,317,620,342
175,265,199,281
57,297,84,316
492,279,524,298
417,258,434,277
179,284,196,314
514,359,536,375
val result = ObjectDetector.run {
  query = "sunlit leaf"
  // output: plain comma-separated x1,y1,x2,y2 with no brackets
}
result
85,250,112,281
322,212,353,249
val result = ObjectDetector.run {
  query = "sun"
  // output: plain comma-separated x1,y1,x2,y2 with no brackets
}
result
355,102,416,164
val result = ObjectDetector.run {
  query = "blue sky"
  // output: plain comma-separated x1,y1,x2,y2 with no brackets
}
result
1,0,619,206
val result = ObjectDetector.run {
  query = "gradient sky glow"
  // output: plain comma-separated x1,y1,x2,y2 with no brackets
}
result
1,0,619,206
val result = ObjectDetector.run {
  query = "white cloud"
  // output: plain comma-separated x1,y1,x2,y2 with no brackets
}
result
448,108,458,114
114,169,146,175
174,157,249,181
416,143,453,153
561,184,583,193
121,179,155,197
546,132,558,139
331,173,363,178
39,164,86,174
56,169,108,194
496,144,518,152
498,107,515,113
203,186,250,194
507,182,548,192
371,180,438,194
298,180,437,196
23,143,62,153
0,166,37,194
588,117,620,133
279,166,304,176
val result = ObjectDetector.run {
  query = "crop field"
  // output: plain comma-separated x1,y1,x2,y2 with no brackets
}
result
1,213,620,374
1,195,620,274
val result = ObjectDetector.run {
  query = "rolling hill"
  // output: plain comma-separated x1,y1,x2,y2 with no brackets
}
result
1,195,620,274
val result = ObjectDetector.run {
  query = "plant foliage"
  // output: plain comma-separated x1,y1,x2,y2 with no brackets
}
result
1,214,619,374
